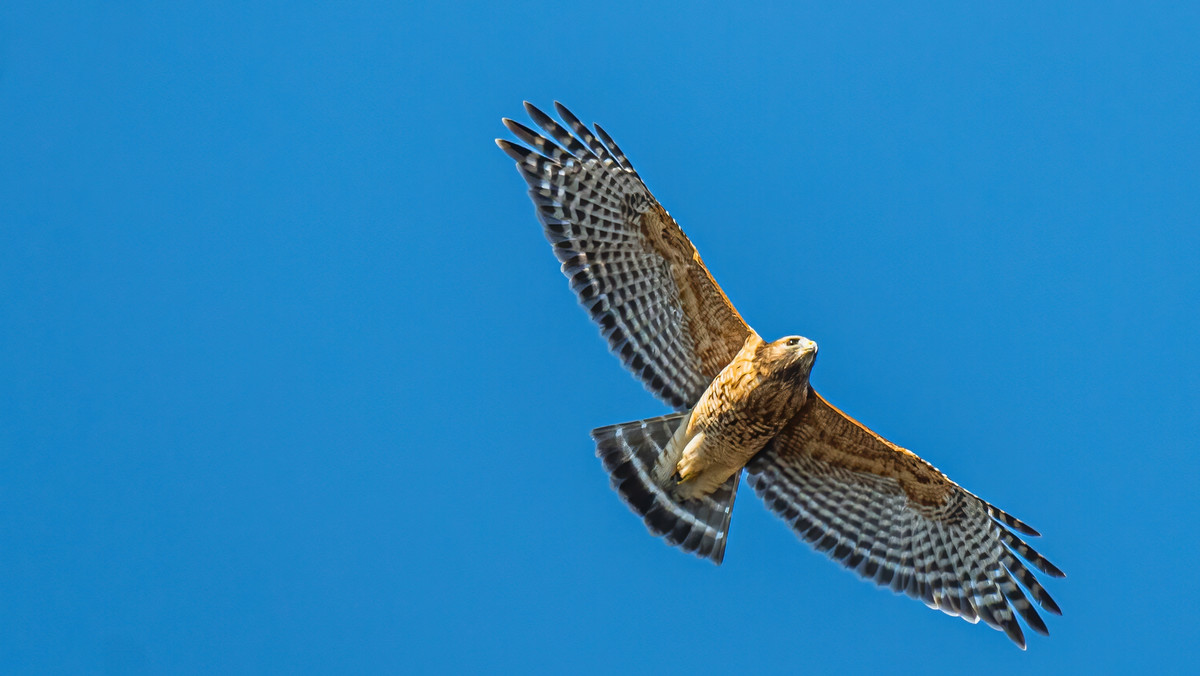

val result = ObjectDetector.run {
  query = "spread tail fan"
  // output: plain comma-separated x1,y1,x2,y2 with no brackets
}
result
593,414,740,564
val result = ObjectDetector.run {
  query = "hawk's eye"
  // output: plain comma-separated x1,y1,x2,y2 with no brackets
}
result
786,338,800,347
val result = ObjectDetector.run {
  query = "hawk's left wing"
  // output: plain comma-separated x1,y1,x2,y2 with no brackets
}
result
746,389,1064,649
497,102,751,410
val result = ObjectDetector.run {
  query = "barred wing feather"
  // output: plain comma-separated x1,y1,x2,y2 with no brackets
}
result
746,389,1064,649
497,102,751,410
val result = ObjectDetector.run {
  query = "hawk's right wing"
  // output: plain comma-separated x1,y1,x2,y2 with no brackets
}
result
497,102,751,411
746,388,1064,648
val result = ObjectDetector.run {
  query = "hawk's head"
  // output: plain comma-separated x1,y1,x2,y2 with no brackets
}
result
760,335,818,382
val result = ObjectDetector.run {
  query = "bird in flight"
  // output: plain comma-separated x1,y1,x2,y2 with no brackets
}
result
497,102,1063,648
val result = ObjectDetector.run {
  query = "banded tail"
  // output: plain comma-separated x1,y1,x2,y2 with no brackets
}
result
592,414,740,564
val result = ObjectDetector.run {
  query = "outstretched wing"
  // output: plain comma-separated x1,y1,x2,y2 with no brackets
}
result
497,102,751,410
746,389,1064,649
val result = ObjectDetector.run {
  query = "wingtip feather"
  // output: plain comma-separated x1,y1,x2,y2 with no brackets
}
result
522,100,545,118
495,138,531,163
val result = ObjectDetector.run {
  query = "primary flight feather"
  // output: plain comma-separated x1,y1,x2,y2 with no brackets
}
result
497,102,1063,649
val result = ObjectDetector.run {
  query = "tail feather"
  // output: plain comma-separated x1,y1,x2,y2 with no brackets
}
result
592,414,739,564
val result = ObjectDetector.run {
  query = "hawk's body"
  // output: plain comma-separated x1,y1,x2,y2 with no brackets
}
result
498,102,1064,649
659,332,816,501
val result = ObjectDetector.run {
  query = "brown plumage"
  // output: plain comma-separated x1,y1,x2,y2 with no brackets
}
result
498,102,1064,649
658,333,815,501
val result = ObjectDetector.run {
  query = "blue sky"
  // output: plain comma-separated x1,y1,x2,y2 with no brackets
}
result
2,2,1198,673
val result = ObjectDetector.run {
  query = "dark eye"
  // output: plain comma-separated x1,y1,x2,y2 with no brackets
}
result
786,338,800,347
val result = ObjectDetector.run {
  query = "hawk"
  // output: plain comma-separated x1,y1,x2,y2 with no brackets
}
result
497,102,1063,648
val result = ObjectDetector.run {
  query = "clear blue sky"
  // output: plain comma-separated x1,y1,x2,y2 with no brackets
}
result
2,2,1198,674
